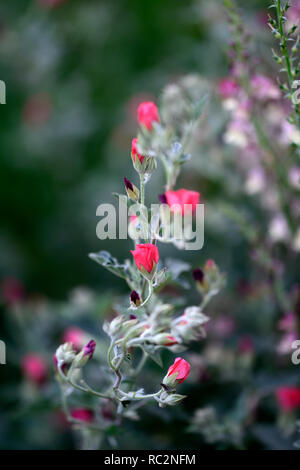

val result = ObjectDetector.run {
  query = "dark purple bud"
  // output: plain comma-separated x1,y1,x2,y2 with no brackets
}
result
83,340,96,359
124,177,133,191
159,193,167,204
130,290,141,307
129,314,137,320
193,268,204,283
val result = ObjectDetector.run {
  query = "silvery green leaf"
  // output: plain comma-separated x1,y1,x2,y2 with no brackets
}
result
89,250,129,281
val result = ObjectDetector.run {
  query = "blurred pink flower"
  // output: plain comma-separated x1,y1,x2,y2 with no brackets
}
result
1,277,24,305
22,354,47,386
63,327,86,350
218,78,240,99
276,387,300,412
251,75,281,101
71,408,94,423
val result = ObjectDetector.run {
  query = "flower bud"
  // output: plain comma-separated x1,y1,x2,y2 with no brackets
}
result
131,138,145,164
73,340,96,368
163,357,190,389
130,290,141,307
124,177,139,202
137,101,160,130
159,391,186,407
131,243,159,280
152,333,178,347
55,342,77,366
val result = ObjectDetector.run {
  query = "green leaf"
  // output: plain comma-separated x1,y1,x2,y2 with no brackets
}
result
89,250,129,280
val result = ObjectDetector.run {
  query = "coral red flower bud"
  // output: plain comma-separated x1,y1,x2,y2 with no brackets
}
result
71,408,94,423
83,340,96,359
163,357,190,388
164,189,200,215
137,101,159,130
131,138,145,164
131,243,159,274
22,354,47,386
130,290,141,307
276,387,300,412
193,268,204,283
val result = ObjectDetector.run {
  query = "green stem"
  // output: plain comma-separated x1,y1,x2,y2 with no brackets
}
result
57,365,111,400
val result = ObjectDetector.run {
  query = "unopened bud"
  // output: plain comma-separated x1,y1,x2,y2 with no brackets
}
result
130,290,141,307
73,340,96,368
55,343,77,366
124,177,140,201
152,333,178,347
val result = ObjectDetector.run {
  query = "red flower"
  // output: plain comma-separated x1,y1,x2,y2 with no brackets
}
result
137,101,159,130
164,189,200,215
131,138,145,164
71,408,94,423
167,357,190,384
276,387,300,412
131,244,159,274
21,354,47,386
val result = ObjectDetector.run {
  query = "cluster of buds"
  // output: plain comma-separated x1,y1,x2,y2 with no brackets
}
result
54,339,96,371
193,260,226,305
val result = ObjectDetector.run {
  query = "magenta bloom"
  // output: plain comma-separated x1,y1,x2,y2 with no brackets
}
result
276,387,300,412
137,101,159,130
83,340,96,359
71,408,94,423
218,78,240,99
22,354,47,386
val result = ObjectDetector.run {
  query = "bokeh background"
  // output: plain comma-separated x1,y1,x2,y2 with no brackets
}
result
1,0,299,450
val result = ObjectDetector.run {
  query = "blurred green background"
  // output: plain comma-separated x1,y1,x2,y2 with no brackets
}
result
3,0,298,452
0,0,269,298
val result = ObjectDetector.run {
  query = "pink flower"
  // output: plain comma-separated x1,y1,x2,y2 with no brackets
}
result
276,387,300,412
164,189,200,215
1,277,24,304
218,78,240,99
131,244,159,273
71,408,94,423
167,357,190,384
278,312,297,333
250,75,281,101
137,101,159,130
22,354,47,385
131,138,145,164
63,327,86,350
